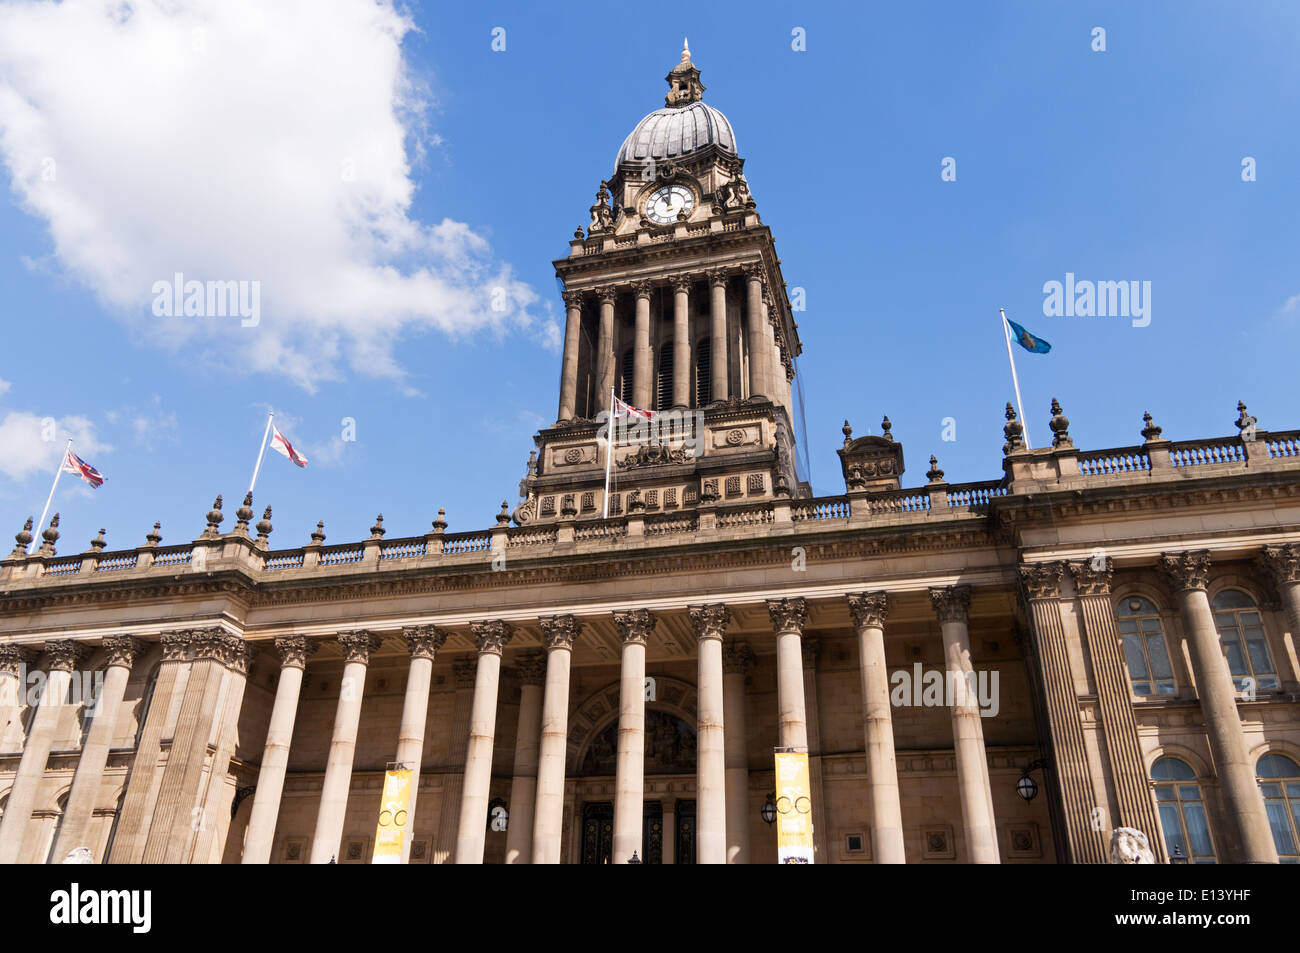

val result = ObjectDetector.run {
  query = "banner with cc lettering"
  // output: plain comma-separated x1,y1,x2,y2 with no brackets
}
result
372,769,413,864
774,751,814,864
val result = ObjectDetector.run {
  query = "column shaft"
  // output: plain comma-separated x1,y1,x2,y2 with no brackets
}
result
532,616,580,864
394,627,442,864
709,273,728,401
0,661,75,863
690,604,729,865
672,281,691,407
433,658,477,863
722,643,753,864
745,269,767,399
595,289,616,406
504,659,544,863
557,293,583,420
633,284,652,409
612,609,655,863
241,654,306,864
454,620,513,863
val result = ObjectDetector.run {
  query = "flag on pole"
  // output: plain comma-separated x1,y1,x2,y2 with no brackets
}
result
269,425,308,468
613,395,657,421
62,449,104,488
1004,317,1052,354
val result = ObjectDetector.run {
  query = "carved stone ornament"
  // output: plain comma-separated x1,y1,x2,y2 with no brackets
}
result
687,603,732,642
1019,562,1065,601
766,597,807,634
725,428,745,446
928,585,972,623
190,628,254,674
1003,403,1025,456
274,635,318,670
1109,827,1155,864
539,614,583,651
1159,550,1211,593
160,631,193,661
101,635,145,670
846,591,890,630
337,630,382,664
470,620,515,656
613,608,657,645
1067,557,1113,597
43,639,89,673
515,652,547,686
617,443,691,469
0,645,36,677
722,641,755,675
403,624,450,661
1259,544,1300,587
453,656,478,687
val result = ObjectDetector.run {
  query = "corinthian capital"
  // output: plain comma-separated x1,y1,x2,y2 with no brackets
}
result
539,614,583,651
469,620,515,656
43,639,89,673
1019,562,1065,601
159,630,193,662
846,592,890,630
101,635,146,670
669,274,693,295
402,624,450,661
1159,551,1211,593
593,285,617,305
630,280,653,299
0,645,36,677
688,604,732,642
190,628,252,673
706,267,729,287
1259,544,1300,587
516,651,547,686
561,290,585,308
723,641,755,675
928,585,971,623
612,608,657,645
273,635,317,670
1067,557,1113,597
766,597,807,634
337,630,382,664
453,656,478,686
740,261,765,281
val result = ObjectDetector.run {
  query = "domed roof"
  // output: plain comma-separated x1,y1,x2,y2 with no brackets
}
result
614,40,737,168
616,101,737,168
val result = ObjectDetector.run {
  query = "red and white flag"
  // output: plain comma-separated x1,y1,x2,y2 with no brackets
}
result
613,395,657,421
269,425,308,468
62,449,105,488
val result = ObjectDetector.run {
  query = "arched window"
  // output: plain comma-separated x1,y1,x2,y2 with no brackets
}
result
695,338,712,406
1257,753,1300,863
1212,590,1278,691
619,348,634,405
1151,757,1215,862
656,341,674,411
42,792,68,864
1115,596,1174,696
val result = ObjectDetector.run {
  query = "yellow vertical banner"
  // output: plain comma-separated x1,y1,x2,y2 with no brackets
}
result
372,768,413,865
774,751,814,864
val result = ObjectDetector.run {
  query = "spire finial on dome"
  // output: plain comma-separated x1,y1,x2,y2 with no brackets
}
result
682,37,691,63
665,39,704,107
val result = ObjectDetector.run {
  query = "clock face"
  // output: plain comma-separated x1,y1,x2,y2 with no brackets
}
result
646,185,694,225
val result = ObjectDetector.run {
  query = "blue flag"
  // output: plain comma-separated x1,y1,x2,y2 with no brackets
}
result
1005,317,1051,354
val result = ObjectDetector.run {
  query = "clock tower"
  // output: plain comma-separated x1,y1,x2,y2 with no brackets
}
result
515,41,807,525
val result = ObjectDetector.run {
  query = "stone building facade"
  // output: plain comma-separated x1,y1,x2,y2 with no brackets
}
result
1,46,1298,864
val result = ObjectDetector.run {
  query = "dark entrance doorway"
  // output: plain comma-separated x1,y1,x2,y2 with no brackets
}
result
580,801,674,863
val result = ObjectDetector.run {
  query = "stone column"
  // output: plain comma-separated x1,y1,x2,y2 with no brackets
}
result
1261,544,1300,688
761,290,779,405
1160,551,1278,863
0,640,86,863
53,636,145,861
433,657,478,863
612,608,656,863
722,641,754,864
708,269,728,401
671,277,691,408
688,604,730,864
557,290,583,421
454,620,514,864
766,598,809,750
802,638,829,862
1067,559,1167,861
1018,563,1106,864
632,281,652,409
395,625,447,863
309,630,381,864
504,652,545,864
846,593,906,864
594,286,617,408
242,636,317,864
532,615,582,864
743,264,767,400
0,646,35,754
929,586,1000,864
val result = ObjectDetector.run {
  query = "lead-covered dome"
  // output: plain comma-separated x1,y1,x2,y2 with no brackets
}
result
615,39,736,168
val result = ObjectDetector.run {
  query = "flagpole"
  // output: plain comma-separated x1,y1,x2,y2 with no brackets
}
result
248,412,274,495
32,438,73,553
1000,309,1033,449
602,388,615,519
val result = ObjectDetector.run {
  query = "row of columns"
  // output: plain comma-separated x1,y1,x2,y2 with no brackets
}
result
556,264,791,421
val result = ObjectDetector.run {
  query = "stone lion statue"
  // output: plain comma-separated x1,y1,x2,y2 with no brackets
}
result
1109,827,1155,864
60,846,94,864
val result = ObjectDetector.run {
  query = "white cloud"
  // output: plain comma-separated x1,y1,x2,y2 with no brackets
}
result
0,377,10,396
0,0,549,391
0,411,110,482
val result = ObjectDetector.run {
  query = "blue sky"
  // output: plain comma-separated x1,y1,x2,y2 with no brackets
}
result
1,0,1297,554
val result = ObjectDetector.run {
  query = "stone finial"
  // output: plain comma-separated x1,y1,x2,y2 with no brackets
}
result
38,513,61,555
255,506,273,545
1140,412,1163,443
496,501,511,526
310,521,326,544
88,528,107,553
574,226,584,241
1049,398,1072,449
842,420,853,448
431,508,447,533
369,514,385,539
926,455,945,483
881,415,893,442
145,522,162,547
1235,400,1258,440
1002,403,1025,456
10,517,34,557
204,495,224,537
234,492,255,534
665,37,704,107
